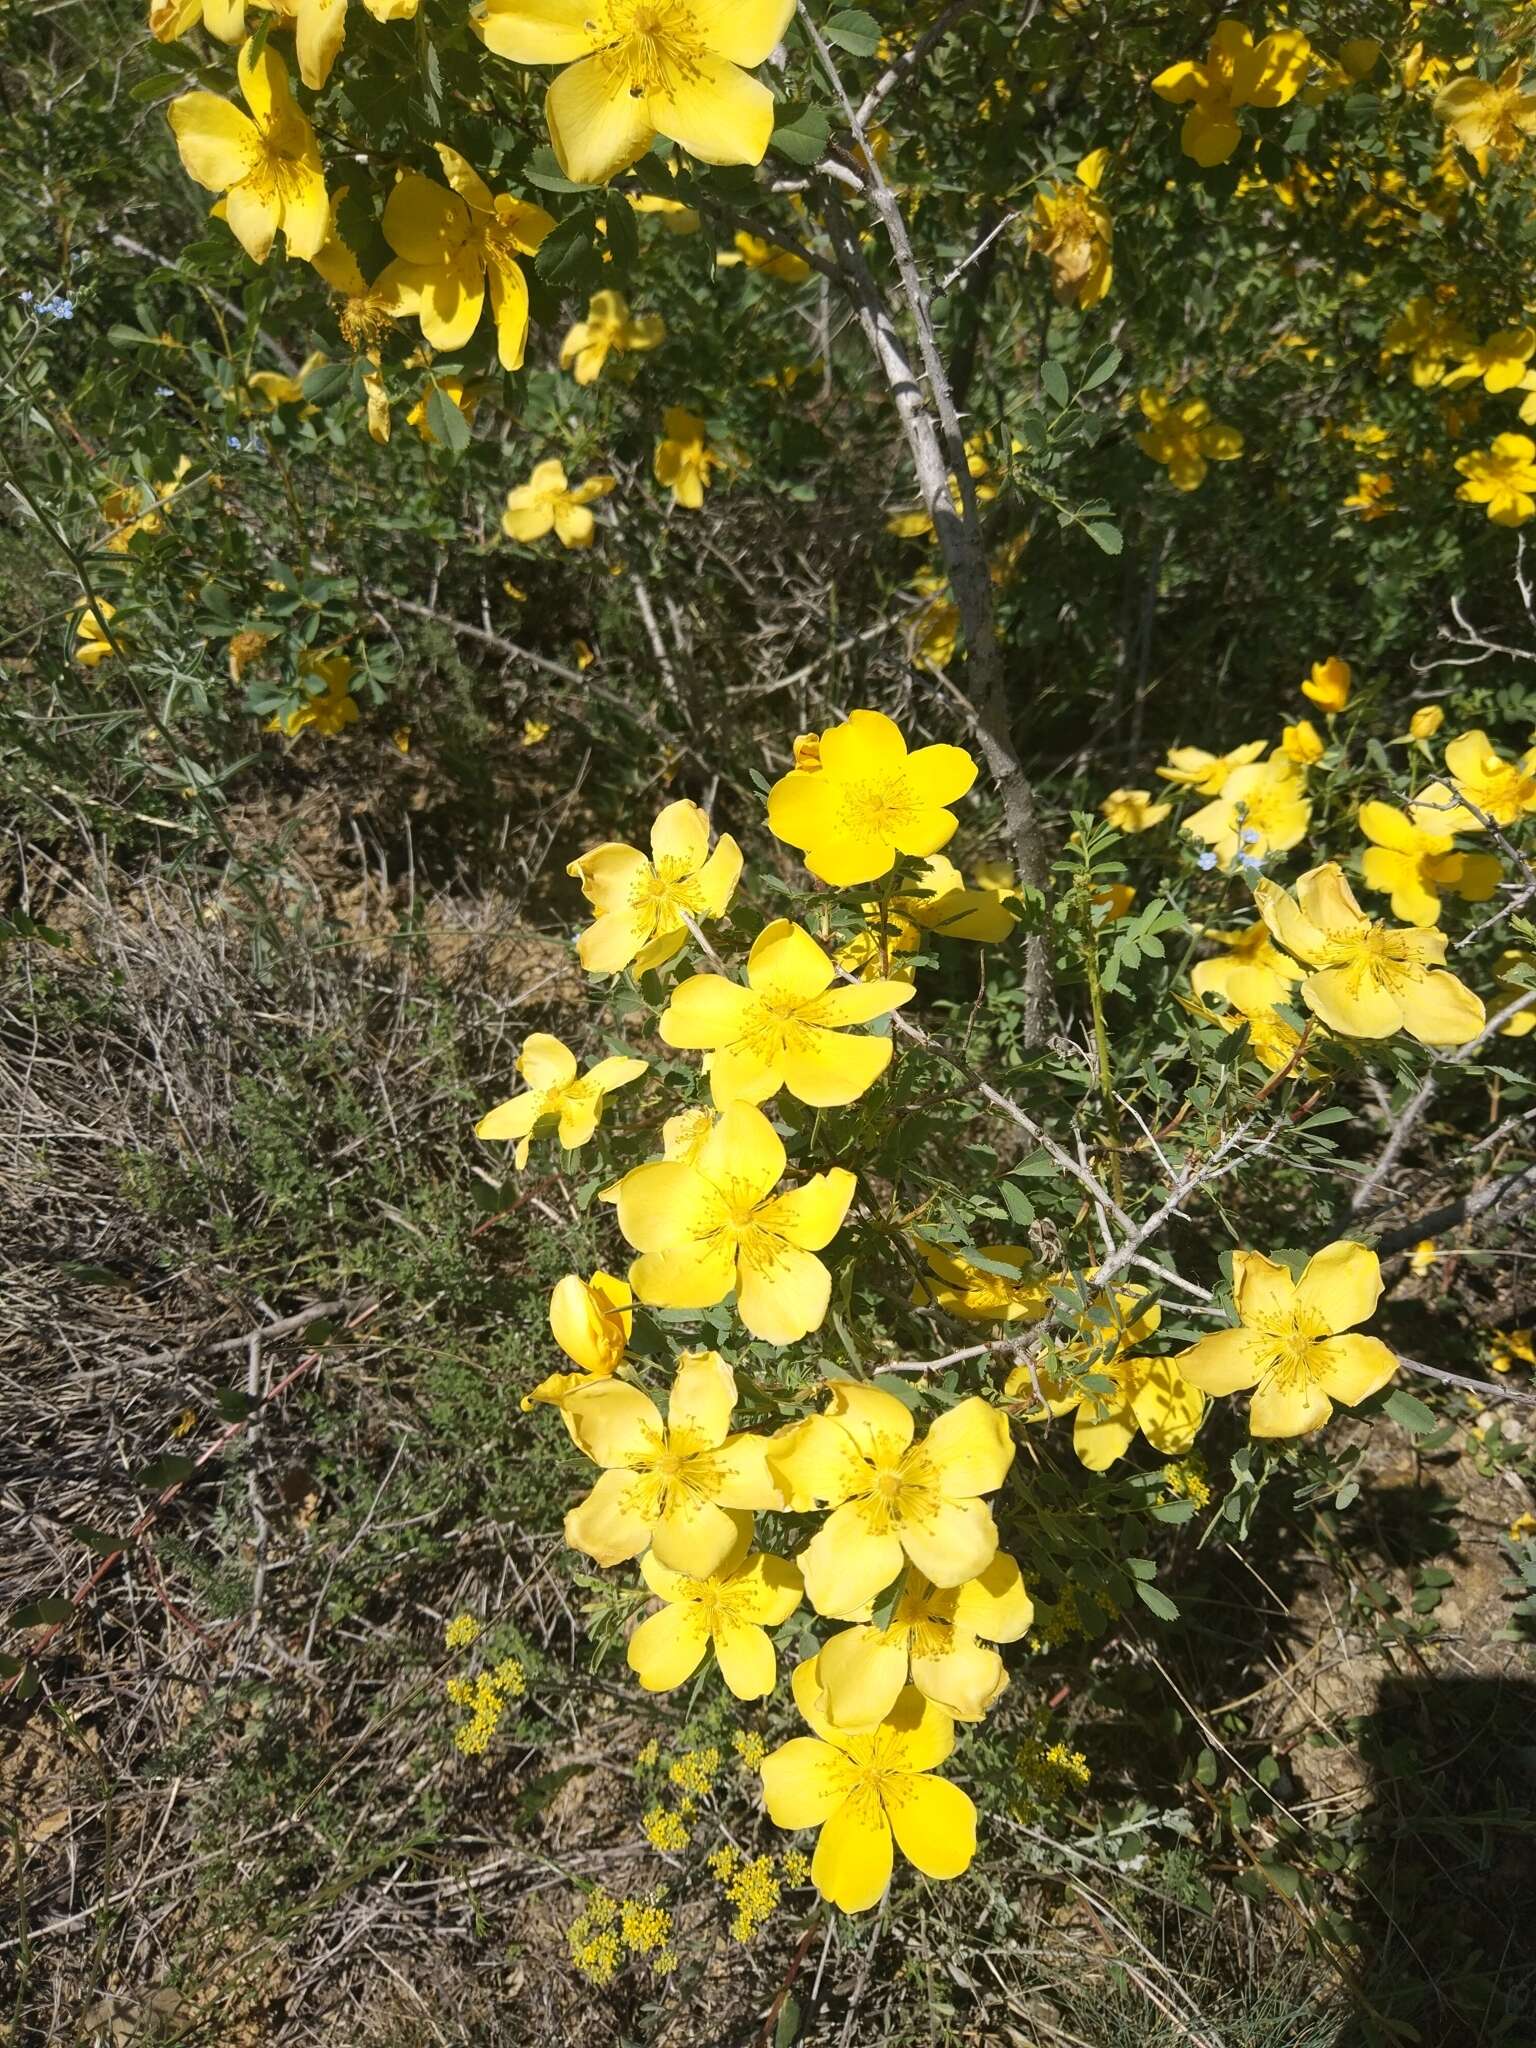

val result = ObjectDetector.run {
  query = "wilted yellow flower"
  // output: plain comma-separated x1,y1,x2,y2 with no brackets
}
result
1030,147,1113,308
654,406,720,510
1136,388,1243,490
562,1351,784,1575
168,43,327,266
477,0,794,186
560,288,666,384
1342,470,1395,520
502,460,616,549
1177,1241,1398,1437
1184,758,1312,868
568,798,742,976
810,1552,1033,1726
1381,296,1477,389
771,1383,1013,1617
248,350,328,411
376,148,554,371
150,0,243,42
1099,787,1171,832
767,709,977,888
1357,793,1500,925
74,602,118,667
1456,434,1536,526
226,628,271,681
1301,656,1351,713
628,1524,801,1700
1279,719,1325,766
476,1032,647,1170
1156,740,1266,794
523,1269,633,1414
1009,1289,1205,1471
520,718,550,747
1181,994,1311,1074
1436,63,1536,163
1254,863,1484,1044
663,918,912,1108
1492,1329,1536,1373
761,1661,976,1912
912,1240,1051,1325
1152,21,1311,166
616,1101,855,1346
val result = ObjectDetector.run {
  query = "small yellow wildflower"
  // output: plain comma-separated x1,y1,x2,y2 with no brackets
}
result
1029,147,1113,308
1343,470,1394,520
733,1730,767,1770
560,288,665,384
781,1849,812,1888
1409,1240,1439,1275
1280,718,1325,767
1160,1457,1212,1508
1136,388,1243,490
1436,63,1536,163
1302,656,1351,713
655,406,721,509
1456,435,1536,526
642,1804,691,1853
669,1747,720,1799
620,1898,675,1973
1510,1512,1536,1542
718,231,811,284
717,1853,781,1942
1016,1736,1092,1800
1492,1330,1535,1374
1152,21,1311,166
1409,706,1445,741
445,1613,481,1649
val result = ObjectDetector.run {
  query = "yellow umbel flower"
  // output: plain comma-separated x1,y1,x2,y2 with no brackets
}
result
616,1101,855,1345
376,147,554,372
771,1382,1014,1617
476,1031,647,1170
444,1613,482,1649
1177,1241,1398,1438
168,44,328,267
1152,21,1311,167
1135,388,1243,490
810,1552,1034,1726
661,918,914,1110
476,0,794,186
1254,863,1483,1044
560,288,666,383
568,798,742,978
767,709,978,888
1357,793,1500,926
1009,1289,1206,1471
1029,147,1113,308
760,1660,976,1913
627,1524,802,1699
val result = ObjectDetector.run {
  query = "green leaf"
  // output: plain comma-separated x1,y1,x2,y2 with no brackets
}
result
535,211,601,287
67,1525,122,1557
12,1597,74,1627
603,191,640,272
1086,520,1122,555
775,1991,803,2048
1080,345,1123,391
523,146,589,194
213,1388,260,1422
825,8,879,55
301,361,353,405
138,1453,196,1491
1384,1388,1436,1435
771,103,831,166
425,384,472,455
1040,359,1070,409
1134,1580,1179,1622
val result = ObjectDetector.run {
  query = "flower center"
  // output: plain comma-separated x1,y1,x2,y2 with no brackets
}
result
597,1,708,98
839,775,919,840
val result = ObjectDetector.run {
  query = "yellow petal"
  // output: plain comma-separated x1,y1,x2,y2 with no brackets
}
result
660,974,759,1052
1127,1358,1207,1456
879,1684,957,1772
885,1773,977,1880
562,1379,661,1468
712,1619,778,1699
547,52,657,185
1294,1240,1381,1334
477,0,595,62
1312,1334,1398,1406
627,1602,710,1690
383,172,469,265
1176,1326,1269,1394
949,1550,1034,1643
651,1494,744,1576
489,258,531,372
775,1027,893,1109
564,1465,651,1564
824,1382,914,1459
761,1736,856,1828
167,92,259,192
518,1032,577,1088
817,1625,909,1727
811,1786,892,1912
800,1502,905,1617
899,1494,998,1590
652,53,775,167
920,1396,1014,1496
1232,1249,1299,1330
690,0,794,66
1397,968,1484,1046
908,1633,1006,1721
1248,1374,1332,1438
736,1240,835,1345
699,1099,786,1202
667,1349,737,1448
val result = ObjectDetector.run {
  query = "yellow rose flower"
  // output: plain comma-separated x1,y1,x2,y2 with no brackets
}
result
760,1659,976,1912
1381,296,1477,389
477,0,794,187
911,1240,1052,1325
661,918,914,1109
1455,434,1536,526
150,0,244,45
1279,719,1325,766
1135,388,1243,490
1301,655,1351,712
1435,62,1536,163
559,288,666,384
718,231,812,284
1180,994,1312,1074
522,1269,633,1415
1007,1289,1206,1471
767,709,978,888
1176,1241,1399,1438
1100,787,1172,832
1408,705,1444,741
771,1383,1014,1617
476,1031,647,1169
267,649,361,739
168,42,329,266
1342,469,1394,520
1254,862,1484,1044
1155,740,1266,794
654,405,721,509
1191,922,1305,1012
74,602,118,667
1152,20,1312,166
562,1350,784,1573
1438,730,1536,826
1183,758,1312,868
502,459,616,549
1443,326,1536,395
616,1101,855,1345
1357,793,1500,926
810,1552,1033,1727
627,1523,802,1699
1029,147,1113,309
376,147,554,371
568,798,742,977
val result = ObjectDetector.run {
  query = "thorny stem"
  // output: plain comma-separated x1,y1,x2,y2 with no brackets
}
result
1076,883,1125,1207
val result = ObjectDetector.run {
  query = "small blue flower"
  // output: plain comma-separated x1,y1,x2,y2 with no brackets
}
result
1197,851,1218,872
38,295,75,320
1239,826,1261,847
155,385,174,398
19,289,34,305
1238,855,1265,877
